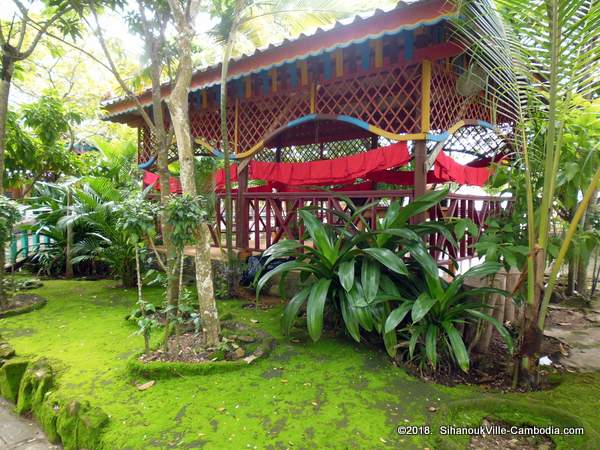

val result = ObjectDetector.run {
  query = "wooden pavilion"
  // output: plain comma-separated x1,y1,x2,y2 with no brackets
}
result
102,0,511,263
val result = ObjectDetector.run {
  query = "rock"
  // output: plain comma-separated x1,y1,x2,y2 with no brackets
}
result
0,341,15,359
0,357,29,402
16,358,54,414
538,444,551,450
228,347,246,360
136,380,155,391
237,335,256,343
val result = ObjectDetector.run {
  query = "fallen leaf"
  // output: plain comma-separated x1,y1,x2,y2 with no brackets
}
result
311,402,318,406
428,406,437,412
243,355,258,364
250,319,259,324
217,407,226,412
281,379,288,383
379,437,387,443
136,380,155,391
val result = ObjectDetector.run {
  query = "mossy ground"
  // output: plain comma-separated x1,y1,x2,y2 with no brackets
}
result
1,278,599,449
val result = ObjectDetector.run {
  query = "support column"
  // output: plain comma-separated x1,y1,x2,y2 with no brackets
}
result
236,164,249,249
413,140,428,223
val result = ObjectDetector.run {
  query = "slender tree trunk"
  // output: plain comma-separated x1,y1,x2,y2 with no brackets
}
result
135,246,150,354
167,19,220,347
150,60,179,313
576,188,598,297
65,188,74,277
219,2,243,296
0,58,15,306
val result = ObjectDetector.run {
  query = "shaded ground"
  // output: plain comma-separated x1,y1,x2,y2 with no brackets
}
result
0,398,61,450
1,279,599,449
545,298,600,372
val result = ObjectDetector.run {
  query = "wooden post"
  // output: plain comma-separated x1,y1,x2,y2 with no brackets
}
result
413,140,427,223
236,164,249,249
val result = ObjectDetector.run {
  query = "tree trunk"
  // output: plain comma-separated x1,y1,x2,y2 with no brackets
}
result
167,23,220,347
219,5,242,296
150,58,179,313
576,188,598,297
65,188,74,278
0,58,15,306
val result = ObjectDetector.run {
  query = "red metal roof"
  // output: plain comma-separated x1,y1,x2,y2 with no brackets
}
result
103,0,457,120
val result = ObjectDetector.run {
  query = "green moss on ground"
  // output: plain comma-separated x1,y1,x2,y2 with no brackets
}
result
0,278,599,449
0,357,29,402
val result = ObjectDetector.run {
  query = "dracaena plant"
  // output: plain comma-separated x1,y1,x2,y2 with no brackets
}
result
382,256,514,373
254,188,466,346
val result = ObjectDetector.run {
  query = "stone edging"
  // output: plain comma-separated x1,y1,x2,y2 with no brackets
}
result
0,335,108,450
430,397,596,450
127,320,277,380
0,295,47,319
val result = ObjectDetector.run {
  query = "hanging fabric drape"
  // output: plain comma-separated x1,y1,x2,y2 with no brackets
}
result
433,150,491,186
248,141,409,186
144,142,497,193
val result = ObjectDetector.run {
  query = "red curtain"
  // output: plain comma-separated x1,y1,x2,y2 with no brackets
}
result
145,143,494,192
433,150,491,186
248,142,409,186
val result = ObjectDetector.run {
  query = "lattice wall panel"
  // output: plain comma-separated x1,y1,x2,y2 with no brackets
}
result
317,64,421,135
255,138,371,162
430,62,492,132
138,125,155,164
444,125,507,158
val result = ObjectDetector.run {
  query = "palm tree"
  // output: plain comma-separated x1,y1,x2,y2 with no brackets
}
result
453,0,599,386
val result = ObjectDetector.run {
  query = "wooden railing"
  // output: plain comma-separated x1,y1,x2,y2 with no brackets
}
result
213,191,513,261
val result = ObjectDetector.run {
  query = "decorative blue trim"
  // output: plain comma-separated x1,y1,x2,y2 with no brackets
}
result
323,54,332,80
337,115,371,131
476,120,494,129
403,30,414,60
426,131,449,142
138,156,157,169
236,79,244,98
287,114,318,128
108,14,459,117
261,70,270,96
288,63,298,89
359,41,370,70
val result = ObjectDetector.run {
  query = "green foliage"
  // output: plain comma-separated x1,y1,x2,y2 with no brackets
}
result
27,178,139,285
475,216,530,271
383,260,513,372
0,196,22,245
116,196,158,246
164,194,209,250
5,93,81,188
255,189,512,373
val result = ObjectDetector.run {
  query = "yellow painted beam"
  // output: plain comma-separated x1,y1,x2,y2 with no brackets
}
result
234,98,239,153
245,76,252,99
372,39,383,68
299,60,309,86
270,68,278,93
421,60,432,133
335,49,344,77
310,82,316,113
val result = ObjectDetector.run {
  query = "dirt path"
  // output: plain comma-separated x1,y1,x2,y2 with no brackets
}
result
0,399,60,450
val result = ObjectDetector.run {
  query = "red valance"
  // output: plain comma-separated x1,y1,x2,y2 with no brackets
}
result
145,143,493,193
249,142,409,186
143,171,182,194
434,150,491,186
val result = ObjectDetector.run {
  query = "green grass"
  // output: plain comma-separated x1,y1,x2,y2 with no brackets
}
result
1,278,599,449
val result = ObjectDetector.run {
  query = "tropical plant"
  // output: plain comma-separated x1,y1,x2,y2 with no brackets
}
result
0,195,22,307
255,189,513,372
117,194,159,354
453,0,600,386
27,177,138,285
382,260,513,373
